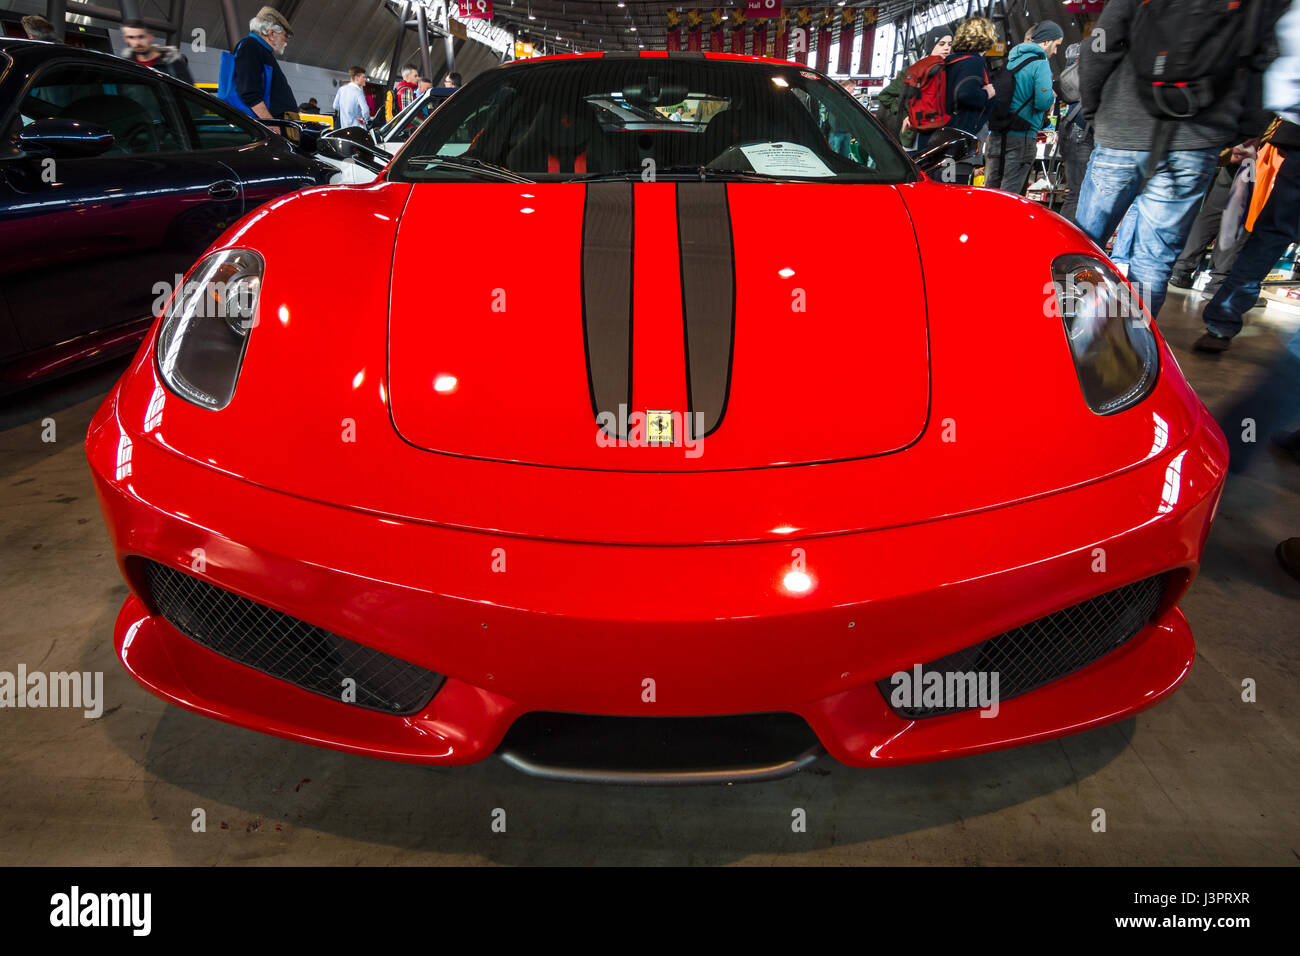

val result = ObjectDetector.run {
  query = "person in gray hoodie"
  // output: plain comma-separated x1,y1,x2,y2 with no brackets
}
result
1075,0,1279,320
985,21,1062,194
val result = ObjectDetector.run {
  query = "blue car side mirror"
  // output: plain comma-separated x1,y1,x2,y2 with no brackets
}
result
16,119,115,158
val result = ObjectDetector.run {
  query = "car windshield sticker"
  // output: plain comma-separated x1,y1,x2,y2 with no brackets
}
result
739,142,835,178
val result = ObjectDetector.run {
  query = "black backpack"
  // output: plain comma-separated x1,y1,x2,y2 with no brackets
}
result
1131,0,1258,120
987,55,1038,133
1129,0,1268,172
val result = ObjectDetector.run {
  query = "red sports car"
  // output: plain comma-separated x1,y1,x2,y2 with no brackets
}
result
88,52,1227,784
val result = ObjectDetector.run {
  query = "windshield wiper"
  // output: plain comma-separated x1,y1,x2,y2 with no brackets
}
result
575,165,788,183
402,155,535,183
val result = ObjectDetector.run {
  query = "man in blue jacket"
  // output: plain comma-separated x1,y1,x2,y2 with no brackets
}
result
234,6,298,121
985,21,1062,194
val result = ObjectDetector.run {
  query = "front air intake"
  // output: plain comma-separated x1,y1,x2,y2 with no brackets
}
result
879,574,1171,719
141,560,443,715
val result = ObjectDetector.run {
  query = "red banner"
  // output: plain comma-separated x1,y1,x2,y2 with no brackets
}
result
774,15,789,59
708,9,725,52
791,8,811,64
731,9,747,54
687,8,703,51
859,7,877,75
815,9,833,73
752,19,768,56
837,8,855,74
745,0,782,14
457,0,492,19
666,9,682,51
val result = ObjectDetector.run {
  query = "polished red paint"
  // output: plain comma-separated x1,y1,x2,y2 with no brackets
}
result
86,55,1230,774
389,182,929,469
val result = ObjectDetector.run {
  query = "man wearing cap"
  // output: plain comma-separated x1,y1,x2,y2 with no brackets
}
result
235,5,298,120
985,20,1062,194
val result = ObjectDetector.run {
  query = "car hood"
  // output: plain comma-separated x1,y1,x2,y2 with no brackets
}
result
387,181,929,471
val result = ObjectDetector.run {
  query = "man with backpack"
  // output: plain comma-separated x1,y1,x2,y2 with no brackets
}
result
985,21,1063,194
1075,0,1281,322
877,27,953,149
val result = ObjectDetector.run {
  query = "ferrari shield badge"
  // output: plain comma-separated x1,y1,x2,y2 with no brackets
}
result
647,410,674,444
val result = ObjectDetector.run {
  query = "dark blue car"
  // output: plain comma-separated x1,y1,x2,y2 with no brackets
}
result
0,38,335,394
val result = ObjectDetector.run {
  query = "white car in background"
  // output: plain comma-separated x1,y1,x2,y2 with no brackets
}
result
318,86,457,183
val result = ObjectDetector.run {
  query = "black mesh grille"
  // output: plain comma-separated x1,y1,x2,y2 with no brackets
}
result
142,560,443,715
879,574,1170,719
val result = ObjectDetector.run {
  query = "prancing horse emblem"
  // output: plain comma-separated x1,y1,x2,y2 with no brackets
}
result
647,410,673,444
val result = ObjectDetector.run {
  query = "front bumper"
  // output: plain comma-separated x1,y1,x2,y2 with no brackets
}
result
88,393,1226,773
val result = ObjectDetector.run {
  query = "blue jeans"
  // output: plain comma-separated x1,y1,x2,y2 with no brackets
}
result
1204,151,1300,338
1076,145,1219,320
1110,207,1137,265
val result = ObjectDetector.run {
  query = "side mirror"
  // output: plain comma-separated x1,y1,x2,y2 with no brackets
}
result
914,129,979,175
328,123,376,147
317,134,390,173
16,119,114,158
258,117,303,145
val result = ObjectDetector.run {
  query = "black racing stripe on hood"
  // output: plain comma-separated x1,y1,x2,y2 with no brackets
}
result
581,181,634,437
676,182,735,439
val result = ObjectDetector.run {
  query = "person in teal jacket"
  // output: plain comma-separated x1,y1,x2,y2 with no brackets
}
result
985,21,1062,194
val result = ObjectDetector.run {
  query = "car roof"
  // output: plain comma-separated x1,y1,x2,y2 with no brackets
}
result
0,37,118,60
507,51,818,69
0,37,175,78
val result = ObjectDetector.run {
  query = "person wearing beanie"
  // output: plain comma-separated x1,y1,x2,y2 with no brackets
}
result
985,20,1062,194
876,26,953,148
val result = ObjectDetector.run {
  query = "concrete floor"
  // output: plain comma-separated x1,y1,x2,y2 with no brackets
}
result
1,289,1297,866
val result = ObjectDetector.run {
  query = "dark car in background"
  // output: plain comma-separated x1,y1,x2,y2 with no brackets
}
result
0,39,335,394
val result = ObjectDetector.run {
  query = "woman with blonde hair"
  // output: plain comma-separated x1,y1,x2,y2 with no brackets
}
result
943,17,998,138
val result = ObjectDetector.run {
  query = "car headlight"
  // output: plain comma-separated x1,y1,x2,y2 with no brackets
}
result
1050,253,1159,415
156,249,264,410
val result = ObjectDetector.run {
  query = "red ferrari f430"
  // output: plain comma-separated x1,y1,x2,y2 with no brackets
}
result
88,52,1227,784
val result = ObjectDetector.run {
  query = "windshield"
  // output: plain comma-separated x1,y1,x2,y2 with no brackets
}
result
378,88,454,145
390,56,913,184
